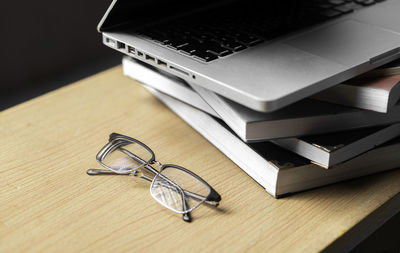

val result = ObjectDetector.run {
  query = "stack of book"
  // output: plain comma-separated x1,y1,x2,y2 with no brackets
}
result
123,56,400,198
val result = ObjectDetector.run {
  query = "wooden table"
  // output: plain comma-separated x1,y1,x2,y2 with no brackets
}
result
1,66,400,252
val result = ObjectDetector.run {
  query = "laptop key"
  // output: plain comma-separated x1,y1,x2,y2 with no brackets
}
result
192,51,218,62
334,3,355,13
328,0,346,5
237,36,263,46
220,40,247,51
360,0,376,6
354,0,371,4
213,50,233,57
206,48,233,57
179,44,197,55
226,32,263,46
320,9,343,18
144,31,170,44
167,37,189,49
200,41,231,55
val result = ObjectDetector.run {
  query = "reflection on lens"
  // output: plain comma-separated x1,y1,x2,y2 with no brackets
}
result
103,142,152,173
150,166,210,213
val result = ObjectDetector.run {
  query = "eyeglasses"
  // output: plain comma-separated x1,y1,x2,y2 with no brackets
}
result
87,133,221,222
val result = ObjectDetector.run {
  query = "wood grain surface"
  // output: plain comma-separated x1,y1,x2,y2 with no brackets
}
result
1,66,400,252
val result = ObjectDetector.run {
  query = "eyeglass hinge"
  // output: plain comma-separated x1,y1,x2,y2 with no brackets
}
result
151,160,163,166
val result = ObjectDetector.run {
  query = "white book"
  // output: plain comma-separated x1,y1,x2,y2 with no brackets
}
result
191,84,400,142
146,86,400,198
355,58,400,78
271,125,400,168
123,57,400,168
313,74,400,113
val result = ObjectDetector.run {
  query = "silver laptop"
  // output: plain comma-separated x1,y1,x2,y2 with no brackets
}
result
98,0,400,112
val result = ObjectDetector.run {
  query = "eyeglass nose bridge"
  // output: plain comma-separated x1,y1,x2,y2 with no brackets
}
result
151,160,163,167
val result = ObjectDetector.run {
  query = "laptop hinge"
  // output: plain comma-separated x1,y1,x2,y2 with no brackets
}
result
97,0,135,32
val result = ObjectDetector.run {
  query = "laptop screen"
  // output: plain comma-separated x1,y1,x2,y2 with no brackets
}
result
98,0,234,31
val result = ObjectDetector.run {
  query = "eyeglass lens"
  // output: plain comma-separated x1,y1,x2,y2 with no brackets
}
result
103,142,153,173
150,166,211,214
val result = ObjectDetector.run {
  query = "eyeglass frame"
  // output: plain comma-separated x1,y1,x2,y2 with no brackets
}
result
90,133,221,222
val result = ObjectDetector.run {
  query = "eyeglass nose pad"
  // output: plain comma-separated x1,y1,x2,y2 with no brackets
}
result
131,169,144,177
182,212,192,222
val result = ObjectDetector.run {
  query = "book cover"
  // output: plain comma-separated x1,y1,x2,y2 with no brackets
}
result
272,124,400,168
314,74,400,113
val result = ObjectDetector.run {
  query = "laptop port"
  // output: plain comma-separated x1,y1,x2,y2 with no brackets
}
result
105,37,116,47
117,41,125,49
145,54,156,62
137,51,144,57
157,59,167,67
127,46,135,54
170,65,189,76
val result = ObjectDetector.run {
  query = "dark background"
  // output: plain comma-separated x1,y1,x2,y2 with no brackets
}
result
0,1,120,110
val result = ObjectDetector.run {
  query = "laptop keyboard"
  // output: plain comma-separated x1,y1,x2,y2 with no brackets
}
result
138,0,385,63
